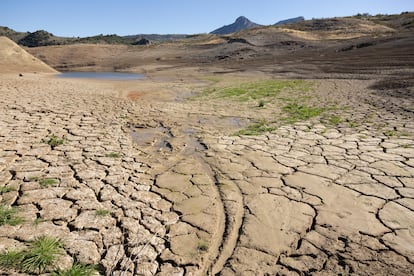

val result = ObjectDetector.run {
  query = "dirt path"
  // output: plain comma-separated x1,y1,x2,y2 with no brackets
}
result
0,72,413,275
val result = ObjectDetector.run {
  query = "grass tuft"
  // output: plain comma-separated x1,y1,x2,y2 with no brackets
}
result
282,103,325,124
328,115,342,125
0,250,24,269
236,119,275,136
202,79,313,102
105,152,121,158
20,236,64,273
0,205,24,226
45,134,65,148
51,262,99,276
0,186,16,193
38,178,59,187
33,217,46,225
95,209,111,216
258,100,265,108
197,240,209,252
348,121,359,128
0,236,64,274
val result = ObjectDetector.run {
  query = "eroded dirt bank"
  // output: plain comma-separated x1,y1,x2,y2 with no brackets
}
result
0,69,414,275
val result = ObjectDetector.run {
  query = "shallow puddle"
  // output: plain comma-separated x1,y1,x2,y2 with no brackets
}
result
130,126,173,151
57,72,145,80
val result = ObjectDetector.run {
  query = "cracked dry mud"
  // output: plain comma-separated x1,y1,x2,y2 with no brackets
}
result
1,73,414,275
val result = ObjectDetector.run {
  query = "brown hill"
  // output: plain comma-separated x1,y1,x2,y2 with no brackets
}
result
24,13,414,78
0,36,57,73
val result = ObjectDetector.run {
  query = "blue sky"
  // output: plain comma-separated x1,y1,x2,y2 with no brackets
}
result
1,0,413,36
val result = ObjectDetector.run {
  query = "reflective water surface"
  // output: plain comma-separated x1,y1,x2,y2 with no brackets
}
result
58,72,144,80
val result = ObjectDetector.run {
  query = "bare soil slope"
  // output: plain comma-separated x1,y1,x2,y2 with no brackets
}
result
0,36,57,73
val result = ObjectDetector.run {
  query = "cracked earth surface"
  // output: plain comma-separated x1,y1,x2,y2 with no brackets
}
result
1,73,414,275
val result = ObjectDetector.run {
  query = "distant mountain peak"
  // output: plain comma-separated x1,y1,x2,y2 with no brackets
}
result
235,16,249,23
211,16,262,35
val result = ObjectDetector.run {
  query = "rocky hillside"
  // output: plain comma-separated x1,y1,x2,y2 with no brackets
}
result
3,12,412,48
0,26,187,47
0,26,27,41
18,30,63,47
210,16,306,35
275,16,305,25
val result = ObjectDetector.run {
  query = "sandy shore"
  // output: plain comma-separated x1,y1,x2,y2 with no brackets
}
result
1,70,414,275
